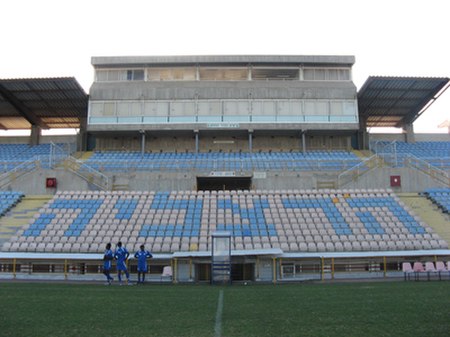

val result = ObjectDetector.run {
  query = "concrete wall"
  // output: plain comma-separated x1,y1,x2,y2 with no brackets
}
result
369,133,450,143
4,164,447,195
340,167,448,192
3,168,99,195
0,135,77,145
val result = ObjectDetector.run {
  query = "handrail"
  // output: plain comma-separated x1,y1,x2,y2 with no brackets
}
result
81,158,361,173
63,156,109,190
0,159,39,188
337,154,380,187
405,154,449,187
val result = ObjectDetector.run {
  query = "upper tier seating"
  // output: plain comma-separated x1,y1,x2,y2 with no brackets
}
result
2,189,447,254
374,141,450,169
0,143,65,171
0,191,24,216
422,188,450,214
83,151,362,172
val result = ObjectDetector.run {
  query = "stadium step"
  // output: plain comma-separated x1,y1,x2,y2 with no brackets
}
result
112,184,129,191
0,195,52,246
399,193,450,245
352,150,372,159
78,151,94,161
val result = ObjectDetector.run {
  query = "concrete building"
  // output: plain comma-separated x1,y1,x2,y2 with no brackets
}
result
88,55,358,153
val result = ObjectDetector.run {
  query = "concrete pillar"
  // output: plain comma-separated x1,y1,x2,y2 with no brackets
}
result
140,130,146,157
403,123,415,143
358,115,369,150
194,130,199,154
77,117,88,151
248,130,253,152
301,131,306,153
30,125,41,146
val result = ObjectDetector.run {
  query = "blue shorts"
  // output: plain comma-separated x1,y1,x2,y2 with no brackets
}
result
117,261,128,271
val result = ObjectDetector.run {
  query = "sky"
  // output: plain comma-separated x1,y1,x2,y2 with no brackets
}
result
0,0,449,134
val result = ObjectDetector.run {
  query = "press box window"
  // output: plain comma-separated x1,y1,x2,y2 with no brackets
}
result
127,69,144,81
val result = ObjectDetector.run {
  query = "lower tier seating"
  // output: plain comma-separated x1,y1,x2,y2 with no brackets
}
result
2,189,447,254
423,188,450,213
0,191,24,216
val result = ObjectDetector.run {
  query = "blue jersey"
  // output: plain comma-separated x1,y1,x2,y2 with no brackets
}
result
114,246,129,271
103,249,113,270
134,250,152,272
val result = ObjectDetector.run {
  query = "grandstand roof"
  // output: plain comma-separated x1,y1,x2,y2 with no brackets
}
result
92,55,355,67
357,76,450,128
0,77,87,129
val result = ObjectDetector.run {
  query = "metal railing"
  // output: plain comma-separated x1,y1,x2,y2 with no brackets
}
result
0,159,40,188
82,158,361,174
337,154,380,187
405,155,450,187
63,157,109,190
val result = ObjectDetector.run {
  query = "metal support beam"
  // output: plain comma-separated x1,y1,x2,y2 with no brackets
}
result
248,130,253,153
0,83,49,129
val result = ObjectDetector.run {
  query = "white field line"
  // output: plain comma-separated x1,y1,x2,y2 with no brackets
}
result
214,290,224,337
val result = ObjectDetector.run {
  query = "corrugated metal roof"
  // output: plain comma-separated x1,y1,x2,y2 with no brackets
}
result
357,76,450,128
0,77,88,129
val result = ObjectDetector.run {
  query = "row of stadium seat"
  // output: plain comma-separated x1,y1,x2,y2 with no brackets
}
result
2,189,447,254
422,188,450,213
0,143,70,171
82,150,362,172
0,191,24,216
374,141,450,169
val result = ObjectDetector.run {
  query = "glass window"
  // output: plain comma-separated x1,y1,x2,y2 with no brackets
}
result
147,67,196,81
199,68,247,80
127,69,144,81
96,70,108,82
252,68,299,80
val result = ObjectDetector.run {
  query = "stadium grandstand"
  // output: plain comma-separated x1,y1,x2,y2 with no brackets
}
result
0,55,449,283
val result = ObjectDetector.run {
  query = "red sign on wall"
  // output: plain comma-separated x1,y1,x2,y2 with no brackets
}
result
390,175,401,187
46,177,57,188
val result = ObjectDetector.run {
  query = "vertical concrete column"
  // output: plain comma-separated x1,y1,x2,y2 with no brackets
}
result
30,125,41,146
403,123,415,143
78,117,88,151
194,130,199,154
248,130,253,153
140,130,146,157
301,130,306,153
358,115,369,150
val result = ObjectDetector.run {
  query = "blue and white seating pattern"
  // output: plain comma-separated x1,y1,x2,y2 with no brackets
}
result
2,189,447,254
0,191,24,216
82,151,362,172
423,188,450,214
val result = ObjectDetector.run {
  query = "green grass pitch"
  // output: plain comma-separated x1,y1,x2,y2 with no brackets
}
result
0,281,449,337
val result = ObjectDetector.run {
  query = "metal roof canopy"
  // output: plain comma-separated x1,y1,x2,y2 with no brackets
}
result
0,77,88,130
357,76,450,128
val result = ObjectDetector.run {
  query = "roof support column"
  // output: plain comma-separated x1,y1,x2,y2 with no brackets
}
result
248,129,253,153
358,115,369,150
30,125,41,146
403,123,415,143
140,130,146,157
194,130,199,154
301,130,306,153
77,117,88,151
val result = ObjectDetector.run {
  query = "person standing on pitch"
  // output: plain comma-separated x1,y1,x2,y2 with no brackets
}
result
103,242,114,285
134,244,153,284
114,241,131,285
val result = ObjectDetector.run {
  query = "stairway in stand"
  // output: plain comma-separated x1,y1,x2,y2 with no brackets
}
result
399,193,450,246
0,195,52,247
